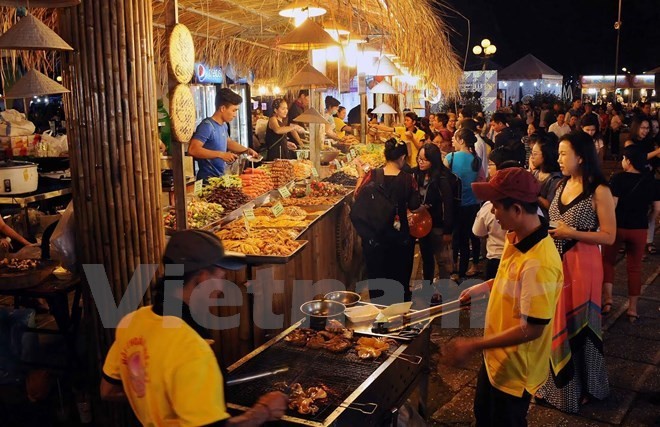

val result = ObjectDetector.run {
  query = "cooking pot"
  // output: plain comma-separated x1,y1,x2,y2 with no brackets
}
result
300,299,346,330
0,160,38,194
324,291,361,307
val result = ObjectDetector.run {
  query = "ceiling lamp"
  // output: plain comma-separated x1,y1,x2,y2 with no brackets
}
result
0,0,80,5
279,1,326,18
284,62,335,88
5,69,70,99
0,14,73,51
372,56,400,76
371,102,397,115
293,108,330,124
277,18,340,50
323,18,350,41
371,80,398,94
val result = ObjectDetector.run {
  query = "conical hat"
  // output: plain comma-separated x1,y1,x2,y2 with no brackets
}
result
284,62,335,88
371,102,397,115
277,19,339,50
278,0,326,18
370,80,398,94
0,14,73,51
293,107,330,124
5,69,70,99
372,56,400,76
0,1,80,6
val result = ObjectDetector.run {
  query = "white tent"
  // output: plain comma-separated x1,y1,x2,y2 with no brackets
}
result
497,54,563,103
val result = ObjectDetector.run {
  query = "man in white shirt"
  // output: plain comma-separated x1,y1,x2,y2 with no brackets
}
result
548,113,571,138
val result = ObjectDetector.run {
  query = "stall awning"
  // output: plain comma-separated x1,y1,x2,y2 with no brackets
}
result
498,54,562,81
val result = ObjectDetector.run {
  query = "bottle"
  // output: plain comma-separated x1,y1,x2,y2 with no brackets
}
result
157,99,172,155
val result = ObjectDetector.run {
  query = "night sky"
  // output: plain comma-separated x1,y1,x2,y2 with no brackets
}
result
439,0,660,78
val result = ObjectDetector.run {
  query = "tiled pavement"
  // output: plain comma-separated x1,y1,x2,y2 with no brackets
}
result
421,237,660,426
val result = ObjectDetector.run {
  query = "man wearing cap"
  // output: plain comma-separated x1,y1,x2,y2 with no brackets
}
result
443,168,563,427
100,230,287,426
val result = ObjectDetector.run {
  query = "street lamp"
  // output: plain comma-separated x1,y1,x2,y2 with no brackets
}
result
472,38,497,70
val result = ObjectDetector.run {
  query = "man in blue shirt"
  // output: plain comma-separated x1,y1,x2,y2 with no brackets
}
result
188,88,258,180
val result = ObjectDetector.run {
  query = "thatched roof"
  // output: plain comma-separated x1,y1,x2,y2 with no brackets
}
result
1,1,461,94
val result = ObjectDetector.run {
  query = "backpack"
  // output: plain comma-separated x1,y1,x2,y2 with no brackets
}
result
350,168,398,241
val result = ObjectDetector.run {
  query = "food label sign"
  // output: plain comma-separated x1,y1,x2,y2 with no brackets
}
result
311,167,319,178
278,186,291,198
243,208,256,221
194,180,203,196
271,202,285,217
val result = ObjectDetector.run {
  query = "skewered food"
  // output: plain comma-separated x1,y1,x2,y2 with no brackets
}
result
240,168,273,198
323,171,357,186
271,159,295,189
163,199,224,229
202,186,250,212
309,181,347,197
285,383,331,415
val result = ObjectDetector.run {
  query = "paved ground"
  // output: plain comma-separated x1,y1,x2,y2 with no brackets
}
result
420,236,660,427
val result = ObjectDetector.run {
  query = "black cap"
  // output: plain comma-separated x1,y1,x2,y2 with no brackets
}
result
164,230,244,273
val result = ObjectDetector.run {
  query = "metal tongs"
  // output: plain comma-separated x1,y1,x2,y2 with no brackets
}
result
372,296,485,334
339,402,378,415
226,366,290,386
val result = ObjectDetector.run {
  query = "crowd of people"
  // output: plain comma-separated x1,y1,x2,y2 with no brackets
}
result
351,99,659,424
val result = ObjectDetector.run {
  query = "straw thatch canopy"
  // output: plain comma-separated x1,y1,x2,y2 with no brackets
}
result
284,62,335,88
5,68,69,98
0,0,79,5
0,13,72,51
1,1,461,95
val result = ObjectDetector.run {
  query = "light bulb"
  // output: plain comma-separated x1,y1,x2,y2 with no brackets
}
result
294,15,306,27
519,82,523,87
472,46,482,55
56,76,62,82
481,39,491,48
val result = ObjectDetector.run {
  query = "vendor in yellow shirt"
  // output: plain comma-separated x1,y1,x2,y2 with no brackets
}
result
100,230,287,426
442,168,563,427
333,106,353,139
372,112,426,167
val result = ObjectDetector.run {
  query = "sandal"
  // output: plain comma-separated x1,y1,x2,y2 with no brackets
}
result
601,302,613,316
647,243,657,255
627,313,640,324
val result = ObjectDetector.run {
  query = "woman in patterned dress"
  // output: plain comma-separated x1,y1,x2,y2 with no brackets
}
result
536,131,616,413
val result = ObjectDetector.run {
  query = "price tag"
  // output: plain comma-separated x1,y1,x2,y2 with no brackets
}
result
339,160,346,168
350,148,357,158
271,202,284,217
243,208,256,221
333,159,341,169
346,153,353,163
306,183,311,195
278,186,291,198
296,150,304,160
194,180,203,196
311,167,319,178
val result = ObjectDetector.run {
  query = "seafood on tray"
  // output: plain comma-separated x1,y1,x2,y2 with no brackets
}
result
275,196,343,207
284,321,354,353
215,227,298,242
222,238,302,257
274,382,330,416
354,337,394,359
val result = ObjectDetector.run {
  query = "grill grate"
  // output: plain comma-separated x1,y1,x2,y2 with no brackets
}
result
226,336,402,423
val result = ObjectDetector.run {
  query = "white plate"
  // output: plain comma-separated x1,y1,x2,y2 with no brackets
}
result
345,305,380,323
246,155,263,163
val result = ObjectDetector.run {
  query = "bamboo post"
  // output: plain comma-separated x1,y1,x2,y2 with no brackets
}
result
60,0,164,356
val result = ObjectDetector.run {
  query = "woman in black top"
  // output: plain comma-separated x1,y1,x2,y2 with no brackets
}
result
411,143,454,283
601,145,659,320
354,138,421,301
265,98,304,161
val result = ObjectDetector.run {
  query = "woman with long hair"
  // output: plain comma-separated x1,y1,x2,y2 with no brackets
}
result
412,143,455,284
601,145,658,321
536,131,616,413
444,128,482,280
354,139,421,301
581,114,605,163
530,132,562,218
264,98,303,161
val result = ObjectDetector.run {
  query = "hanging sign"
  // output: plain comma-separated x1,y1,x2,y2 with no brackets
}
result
195,63,224,84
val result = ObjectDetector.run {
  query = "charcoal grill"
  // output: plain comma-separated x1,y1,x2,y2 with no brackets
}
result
225,320,430,426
